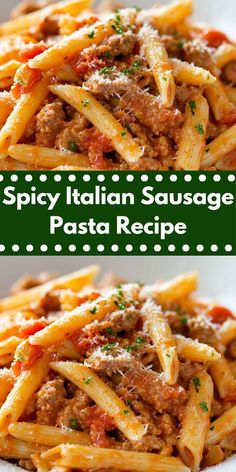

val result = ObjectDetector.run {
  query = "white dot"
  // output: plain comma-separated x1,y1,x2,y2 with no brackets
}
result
126,174,134,182
12,244,19,252
97,174,105,182
0,175,4,182
140,244,147,252
69,244,76,252
170,174,177,182
83,244,90,252
228,174,235,182
26,244,33,252
184,174,192,182
25,174,33,182
97,244,105,252
55,244,62,252
11,174,18,182
126,244,133,252
213,174,221,182
225,244,232,252
111,244,119,252
197,244,204,252
199,174,206,182
83,174,91,182
40,174,47,182
112,174,119,182
155,175,163,182
69,174,76,182
40,244,48,252
182,244,189,252
168,244,175,252
141,174,148,182
211,244,218,252
54,174,62,182
0,245,5,252
154,244,161,252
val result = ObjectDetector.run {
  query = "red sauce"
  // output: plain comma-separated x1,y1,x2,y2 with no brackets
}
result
70,50,106,78
19,44,48,61
12,344,43,375
12,66,42,99
203,30,231,48
71,324,108,355
81,128,114,169
83,406,116,447
207,305,234,324
19,319,49,337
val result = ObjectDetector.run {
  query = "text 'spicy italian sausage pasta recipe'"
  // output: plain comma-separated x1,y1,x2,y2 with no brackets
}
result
0,0,236,170
0,266,236,471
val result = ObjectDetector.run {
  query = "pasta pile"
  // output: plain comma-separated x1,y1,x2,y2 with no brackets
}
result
0,266,236,471
0,0,236,170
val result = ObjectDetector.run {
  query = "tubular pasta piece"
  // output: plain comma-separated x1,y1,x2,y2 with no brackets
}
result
8,423,91,447
201,123,236,168
9,144,90,169
0,436,45,459
171,58,216,85
205,404,236,448
175,334,220,362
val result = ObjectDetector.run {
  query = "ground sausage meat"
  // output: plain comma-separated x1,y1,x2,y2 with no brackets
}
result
36,378,66,425
35,102,65,148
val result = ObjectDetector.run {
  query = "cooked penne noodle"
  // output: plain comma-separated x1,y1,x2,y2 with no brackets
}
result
0,75,49,159
9,145,90,169
0,369,15,405
0,60,21,81
0,436,45,459
218,319,236,345
141,26,175,107
175,93,209,170
0,0,92,35
209,355,236,398
0,352,50,436
203,445,224,468
201,123,236,168
8,423,91,447
51,340,81,360
42,444,190,471
205,405,236,448
0,336,21,366
175,335,220,362
214,43,236,68
205,79,236,121
142,300,179,384
32,454,52,472
220,430,236,451
50,85,143,165
224,85,236,106
153,272,198,303
140,0,193,28
171,58,216,85
50,362,146,443
0,265,99,312
178,371,213,472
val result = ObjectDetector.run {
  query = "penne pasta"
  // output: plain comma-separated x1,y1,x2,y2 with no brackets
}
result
0,265,99,312
214,43,236,68
0,336,21,366
175,334,221,362
0,436,45,459
0,369,15,406
8,423,91,447
175,93,209,170
50,361,147,443
152,272,198,303
209,355,236,398
178,371,213,472
9,144,90,169
0,60,21,81
220,430,236,451
205,79,236,121
205,405,236,448
203,445,224,468
218,319,236,345
201,123,236,168
140,0,193,29
42,443,190,471
50,85,143,165
142,300,179,384
171,58,216,85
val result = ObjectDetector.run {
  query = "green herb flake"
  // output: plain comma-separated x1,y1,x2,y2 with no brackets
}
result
106,327,116,335
99,66,116,75
84,376,92,385
101,342,117,351
123,409,129,414
210,425,215,431
195,123,204,135
15,78,23,85
103,50,112,59
189,99,196,115
192,376,201,393
181,316,188,325
135,337,145,345
162,76,167,81
177,39,184,49
88,30,95,39
82,99,90,108
69,418,79,430
166,353,171,358
68,140,78,153
133,60,142,68
124,344,135,352
114,300,126,310
16,355,24,361
90,306,97,314
121,131,127,137
126,399,133,406
199,401,208,412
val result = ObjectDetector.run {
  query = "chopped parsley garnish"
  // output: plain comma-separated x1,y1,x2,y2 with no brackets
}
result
88,30,95,39
126,399,133,406
16,355,24,361
192,376,201,393
177,39,184,49
84,376,92,385
68,140,78,152
121,131,127,137
114,300,126,310
210,425,215,430
166,353,171,358
135,337,145,345
199,401,208,412
162,76,167,81
123,409,129,414
124,344,135,352
133,60,142,68
101,342,117,351
189,99,196,115
112,23,124,34
15,78,23,85
69,418,79,430
82,99,90,108
99,66,116,75
181,316,188,325
195,123,204,135
90,306,97,314
103,50,112,59
122,60,142,76
106,327,116,335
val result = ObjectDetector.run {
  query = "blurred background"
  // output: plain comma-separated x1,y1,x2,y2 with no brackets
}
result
0,256,236,310
1,0,236,37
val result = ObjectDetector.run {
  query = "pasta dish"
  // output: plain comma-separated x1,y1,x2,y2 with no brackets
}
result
0,266,236,471
0,0,236,170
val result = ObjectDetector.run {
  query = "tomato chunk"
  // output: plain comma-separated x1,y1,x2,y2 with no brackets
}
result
19,44,48,61
12,344,43,375
203,30,231,48
12,66,42,99
207,305,234,324
19,319,49,337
